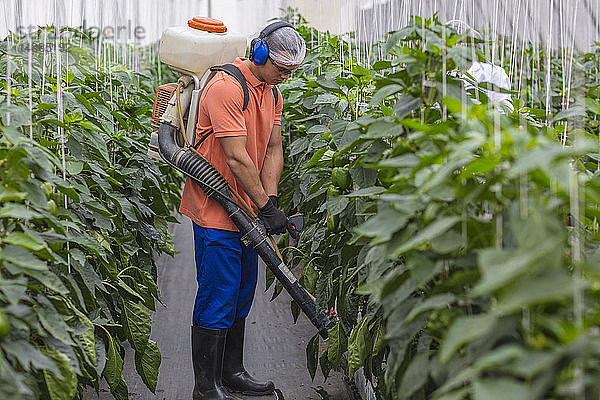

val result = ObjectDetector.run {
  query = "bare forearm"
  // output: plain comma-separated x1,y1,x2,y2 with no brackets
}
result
261,145,283,196
227,155,269,208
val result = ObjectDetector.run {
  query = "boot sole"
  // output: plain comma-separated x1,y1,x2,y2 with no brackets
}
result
227,388,276,396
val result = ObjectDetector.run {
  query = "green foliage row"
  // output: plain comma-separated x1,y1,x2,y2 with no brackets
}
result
277,13,600,399
0,29,182,399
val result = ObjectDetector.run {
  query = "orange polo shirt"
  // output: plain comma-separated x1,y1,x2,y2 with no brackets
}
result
179,57,282,232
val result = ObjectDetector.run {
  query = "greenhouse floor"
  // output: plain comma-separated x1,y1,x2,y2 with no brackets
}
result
83,215,353,400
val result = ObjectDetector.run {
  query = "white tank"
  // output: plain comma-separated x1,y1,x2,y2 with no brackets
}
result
159,18,247,77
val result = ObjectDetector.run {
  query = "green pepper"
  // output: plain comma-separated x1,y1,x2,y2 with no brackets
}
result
327,185,340,198
332,167,351,190
326,213,339,232
0,311,10,339
332,152,349,167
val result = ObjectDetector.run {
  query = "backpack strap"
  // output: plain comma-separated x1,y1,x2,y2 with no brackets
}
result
193,129,214,150
193,64,249,150
194,65,279,150
209,64,249,111
272,86,279,106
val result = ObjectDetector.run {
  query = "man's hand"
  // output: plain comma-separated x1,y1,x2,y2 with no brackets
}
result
268,195,279,208
258,198,287,235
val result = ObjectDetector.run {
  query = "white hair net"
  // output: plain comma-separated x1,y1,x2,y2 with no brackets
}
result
265,26,306,66
446,20,482,40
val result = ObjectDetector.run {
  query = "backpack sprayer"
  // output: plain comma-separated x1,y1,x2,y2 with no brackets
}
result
149,17,336,339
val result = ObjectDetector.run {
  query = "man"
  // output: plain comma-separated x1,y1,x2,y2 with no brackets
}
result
446,19,514,113
179,21,306,400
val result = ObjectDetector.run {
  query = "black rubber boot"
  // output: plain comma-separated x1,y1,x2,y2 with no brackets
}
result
222,318,275,396
191,326,241,400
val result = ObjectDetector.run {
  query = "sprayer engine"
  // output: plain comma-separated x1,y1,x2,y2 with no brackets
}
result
148,83,178,160
147,17,246,160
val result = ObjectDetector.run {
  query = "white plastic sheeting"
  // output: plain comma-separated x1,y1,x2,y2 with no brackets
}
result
353,0,600,51
0,0,283,44
1,0,599,50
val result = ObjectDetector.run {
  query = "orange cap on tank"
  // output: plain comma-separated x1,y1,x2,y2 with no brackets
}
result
188,17,227,33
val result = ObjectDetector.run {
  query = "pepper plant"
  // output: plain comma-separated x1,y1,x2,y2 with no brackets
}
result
0,28,182,399
278,14,600,400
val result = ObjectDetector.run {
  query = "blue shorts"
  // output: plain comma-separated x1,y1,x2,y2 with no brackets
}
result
192,223,258,329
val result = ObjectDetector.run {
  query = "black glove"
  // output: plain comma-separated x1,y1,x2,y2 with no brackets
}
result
258,198,287,235
268,195,279,208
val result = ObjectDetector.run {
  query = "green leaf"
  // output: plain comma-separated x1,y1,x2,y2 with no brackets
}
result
290,300,301,323
0,189,27,203
38,117,68,129
326,195,350,216
349,167,377,188
2,340,59,375
405,294,456,322
2,231,45,251
304,147,328,169
473,378,530,400
68,302,97,367
327,323,348,369
352,65,371,77
439,314,497,363
386,26,416,50
112,377,129,400
430,230,464,254
42,349,77,400
68,234,107,261
319,350,332,381
356,205,409,245
378,153,420,168
373,60,393,70
154,215,174,256
348,317,369,377
122,299,151,352
552,105,585,122
0,203,42,219
366,119,404,138
135,339,161,393
315,93,339,105
345,186,386,198
458,156,500,179
315,78,342,92
113,195,138,222
495,271,586,314
307,125,329,135
473,237,562,296
370,84,403,105
393,96,421,119
330,120,361,150
36,299,74,345
66,160,84,175
86,131,111,163
78,120,105,133
391,216,461,257
306,333,319,381
0,245,47,271
55,182,81,202
102,331,123,389
117,279,147,302
21,269,68,294
398,351,429,399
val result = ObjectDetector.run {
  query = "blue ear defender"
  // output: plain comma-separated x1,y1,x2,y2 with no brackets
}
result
250,21,294,66
251,38,269,65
